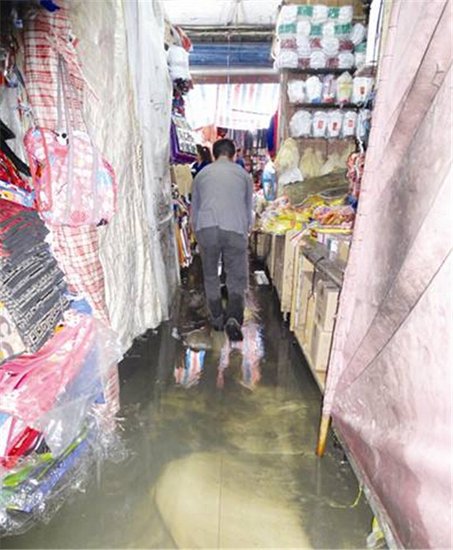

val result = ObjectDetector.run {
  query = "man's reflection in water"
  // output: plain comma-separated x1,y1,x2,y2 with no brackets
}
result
174,348,206,388
217,321,264,390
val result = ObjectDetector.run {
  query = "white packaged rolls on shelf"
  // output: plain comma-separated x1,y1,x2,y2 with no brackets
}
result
356,109,372,140
321,74,336,103
310,50,327,69
276,49,298,69
338,52,355,69
289,110,312,138
355,51,367,69
305,75,323,102
322,21,336,38
297,35,311,57
327,110,343,138
342,111,358,137
321,36,340,57
312,4,329,24
313,111,328,138
279,4,298,24
287,80,306,104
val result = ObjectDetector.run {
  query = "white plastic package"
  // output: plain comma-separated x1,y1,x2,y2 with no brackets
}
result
305,75,323,102
312,111,328,138
355,52,367,70
327,110,343,138
336,72,353,103
296,35,311,57
338,52,355,69
321,74,336,103
321,36,340,57
275,138,300,173
312,4,329,24
167,45,190,81
342,111,358,137
322,21,336,38
287,80,306,104
279,4,298,24
276,49,298,69
351,23,367,45
338,6,354,24
310,50,327,69
352,76,374,104
297,20,311,36
289,110,312,138
279,167,303,185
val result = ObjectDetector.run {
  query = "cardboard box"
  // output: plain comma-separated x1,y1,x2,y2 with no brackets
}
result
303,293,316,350
293,270,315,331
338,239,351,264
315,278,339,332
311,322,333,372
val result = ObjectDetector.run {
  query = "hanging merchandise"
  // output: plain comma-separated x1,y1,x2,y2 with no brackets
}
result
327,110,344,138
170,114,197,163
305,75,323,103
274,138,303,185
287,80,306,104
299,148,325,179
342,111,358,137
356,109,372,142
347,150,366,202
336,71,353,103
312,111,328,138
167,45,191,82
352,76,374,104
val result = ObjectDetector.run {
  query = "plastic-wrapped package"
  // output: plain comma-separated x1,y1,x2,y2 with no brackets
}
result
356,109,372,140
279,4,298,24
312,5,329,24
321,36,340,57
278,23,297,49
287,80,306,104
279,167,303,186
319,152,344,175
337,72,353,103
342,111,358,137
298,57,311,70
338,52,355,69
299,148,325,178
322,21,336,38
310,50,327,69
327,56,340,69
352,76,374,104
167,45,190,81
339,38,354,52
310,24,323,37
262,161,278,201
296,20,311,37
334,23,352,38
327,110,344,138
276,49,298,69
355,51,367,70
275,138,300,174
296,34,311,55
309,37,322,50
351,23,367,46
321,74,336,103
289,111,312,138
338,6,354,24
313,111,328,138
305,76,323,103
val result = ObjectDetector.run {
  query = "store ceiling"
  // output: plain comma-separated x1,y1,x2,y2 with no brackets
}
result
162,0,281,27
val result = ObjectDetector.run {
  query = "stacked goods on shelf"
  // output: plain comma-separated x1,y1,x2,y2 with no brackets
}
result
275,4,366,71
172,185,193,268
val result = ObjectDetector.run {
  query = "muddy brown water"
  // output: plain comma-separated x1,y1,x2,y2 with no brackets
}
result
3,264,373,549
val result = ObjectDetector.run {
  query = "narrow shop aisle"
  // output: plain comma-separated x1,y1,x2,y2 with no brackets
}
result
4,259,373,549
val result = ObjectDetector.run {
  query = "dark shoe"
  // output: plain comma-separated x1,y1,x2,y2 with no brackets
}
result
226,293,244,326
225,317,243,342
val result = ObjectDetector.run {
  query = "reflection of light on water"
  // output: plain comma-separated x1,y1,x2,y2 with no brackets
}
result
174,349,206,388
217,322,265,390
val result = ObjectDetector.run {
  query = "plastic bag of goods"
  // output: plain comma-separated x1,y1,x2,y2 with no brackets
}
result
327,56,340,69
320,152,343,175
299,148,325,178
356,109,372,140
279,167,303,186
334,23,352,38
321,36,340,57
279,4,298,24
322,74,336,103
168,45,190,81
312,111,328,138
310,50,327,69
297,20,311,37
276,49,298,69
312,4,329,24
275,138,300,174
322,21,336,38
339,6,353,24
339,38,354,52
355,42,367,69
337,72,353,103
305,76,323,103
351,23,367,46
287,80,306,104
298,57,311,70
338,52,355,69
289,110,312,137
278,23,297,49
297,35,311,57
262,161,277,201
327,110,343,138
310,24,323,37
342,111,358,137
352,76,374,104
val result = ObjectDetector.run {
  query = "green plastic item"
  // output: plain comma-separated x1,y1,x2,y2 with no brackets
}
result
278,23,297,35
334,23,353,37
328,7,340,19
355,42,367,53
297,5,313,18
310,24,323,37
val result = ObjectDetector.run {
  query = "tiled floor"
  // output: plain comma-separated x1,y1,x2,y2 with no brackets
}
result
3,269,373,549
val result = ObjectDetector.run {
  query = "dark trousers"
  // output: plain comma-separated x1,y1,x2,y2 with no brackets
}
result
196,227,248,324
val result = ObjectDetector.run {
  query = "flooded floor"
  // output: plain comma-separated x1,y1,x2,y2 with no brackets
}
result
3,259,373,549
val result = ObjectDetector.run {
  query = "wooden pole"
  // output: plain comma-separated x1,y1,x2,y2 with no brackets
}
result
316,413,331,456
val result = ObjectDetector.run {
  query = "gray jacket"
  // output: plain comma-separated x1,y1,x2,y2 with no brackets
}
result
191,158,253,236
